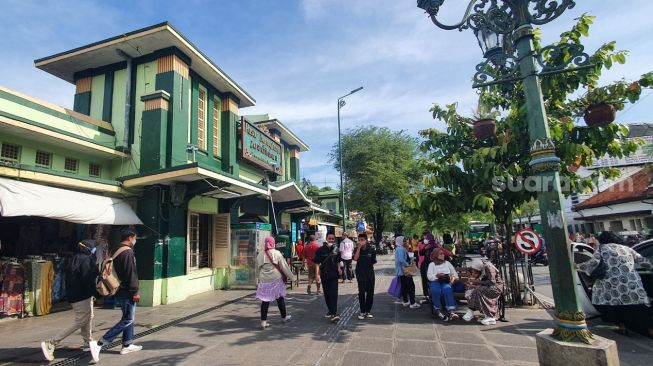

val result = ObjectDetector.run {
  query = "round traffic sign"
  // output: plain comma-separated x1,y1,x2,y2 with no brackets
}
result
514,228,542,255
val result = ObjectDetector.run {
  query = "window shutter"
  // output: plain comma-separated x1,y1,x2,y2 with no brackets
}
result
198,89,207,150
212,213,230,268
212,98,221,156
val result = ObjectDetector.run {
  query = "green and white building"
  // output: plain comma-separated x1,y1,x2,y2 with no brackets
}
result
0,22,325,308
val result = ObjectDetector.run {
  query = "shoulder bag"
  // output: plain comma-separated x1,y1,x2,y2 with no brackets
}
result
265,250,288,283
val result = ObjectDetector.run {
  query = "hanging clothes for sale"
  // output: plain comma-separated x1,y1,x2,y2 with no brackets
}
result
34,260,54,316
0,261,25,317
22,257,42,317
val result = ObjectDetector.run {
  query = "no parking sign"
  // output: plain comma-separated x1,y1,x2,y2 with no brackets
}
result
514,228,542,255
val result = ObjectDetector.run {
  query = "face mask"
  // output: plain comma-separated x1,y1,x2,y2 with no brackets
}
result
91,247,97,255
424,239,429,244
130,238,137,246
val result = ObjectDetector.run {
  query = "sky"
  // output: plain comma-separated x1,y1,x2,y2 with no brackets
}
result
1,0,652,188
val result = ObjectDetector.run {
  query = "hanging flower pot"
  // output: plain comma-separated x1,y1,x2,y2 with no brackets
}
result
473,119,496,140
583,103,616,127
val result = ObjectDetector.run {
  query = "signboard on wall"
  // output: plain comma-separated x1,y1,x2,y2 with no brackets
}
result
241,118,283,175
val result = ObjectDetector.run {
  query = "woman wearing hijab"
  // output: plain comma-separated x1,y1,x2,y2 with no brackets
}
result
463,258,504,325
256,237,294,329
427,248,459,321
395,236,420,308
576,231,652,336
418,232,437,304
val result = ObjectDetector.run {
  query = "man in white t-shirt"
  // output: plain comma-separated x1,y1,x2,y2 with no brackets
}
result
339,233,355,283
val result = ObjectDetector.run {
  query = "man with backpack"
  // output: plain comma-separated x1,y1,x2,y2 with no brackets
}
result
313,233,343,322
41,239,100,362
89,229,142,362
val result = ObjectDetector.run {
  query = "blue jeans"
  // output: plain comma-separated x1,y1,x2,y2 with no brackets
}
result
430,281,456,311
100,297,136,346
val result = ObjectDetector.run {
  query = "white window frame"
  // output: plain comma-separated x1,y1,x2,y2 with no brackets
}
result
197,87,208,151
187,212,212,272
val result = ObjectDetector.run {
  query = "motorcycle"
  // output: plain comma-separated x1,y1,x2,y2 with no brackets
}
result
529,249,548,266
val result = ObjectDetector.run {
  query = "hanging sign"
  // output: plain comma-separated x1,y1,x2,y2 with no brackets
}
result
514,228,543,255
241,118,283,175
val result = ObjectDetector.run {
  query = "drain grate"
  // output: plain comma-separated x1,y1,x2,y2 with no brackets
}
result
50,292,254,366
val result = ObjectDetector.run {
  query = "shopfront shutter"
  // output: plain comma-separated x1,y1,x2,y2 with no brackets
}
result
212,213,230,268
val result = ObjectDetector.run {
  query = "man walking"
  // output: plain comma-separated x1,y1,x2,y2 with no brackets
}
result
313,233,342,322
304,235,321,294
41,240,100,362
354,233,376,320
339,233,354,283
89,229,142,362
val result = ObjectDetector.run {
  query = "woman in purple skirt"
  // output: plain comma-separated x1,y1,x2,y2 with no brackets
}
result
256,236,295,329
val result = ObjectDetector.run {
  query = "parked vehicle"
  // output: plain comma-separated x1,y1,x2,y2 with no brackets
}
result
529,248,548,266
571,241,653,319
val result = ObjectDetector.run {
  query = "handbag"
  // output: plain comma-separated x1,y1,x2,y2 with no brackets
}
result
264,250,288,283
587,244,608,281
437,274,451,284
388,276,402,298
403,262,418,276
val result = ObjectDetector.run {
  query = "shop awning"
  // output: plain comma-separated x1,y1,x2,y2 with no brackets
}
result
269,181,328,214
0,177,143,225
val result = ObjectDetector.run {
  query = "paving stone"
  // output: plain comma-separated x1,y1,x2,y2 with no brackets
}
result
447,359,503,366
483,332,536,347
396,340,443,357
393,354,447,366
346,337,394,353
395,326,437,340
493,345,539,363
340,350,392,366
443,343,499,361
438,331,485,344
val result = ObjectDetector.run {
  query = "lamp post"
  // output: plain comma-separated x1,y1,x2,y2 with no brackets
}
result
337,86,364,234
417,0,595,344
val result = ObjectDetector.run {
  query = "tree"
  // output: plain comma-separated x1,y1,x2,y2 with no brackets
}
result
412,15,653,235
515,199,540,226
330,126,419,243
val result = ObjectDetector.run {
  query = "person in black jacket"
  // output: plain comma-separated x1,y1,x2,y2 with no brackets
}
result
313,233,342,322
354,233,377,320
90,229,142,361
41,239,100,362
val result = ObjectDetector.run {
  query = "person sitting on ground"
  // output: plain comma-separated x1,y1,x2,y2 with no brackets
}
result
576,231,652,337
256,236,294,330
427,248,459,322
463,258,503,325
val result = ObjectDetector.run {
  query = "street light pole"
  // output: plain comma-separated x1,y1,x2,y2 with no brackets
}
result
337,87,363,234
417,0,594,344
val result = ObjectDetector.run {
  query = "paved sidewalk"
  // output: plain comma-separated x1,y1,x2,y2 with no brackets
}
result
0,257,651,365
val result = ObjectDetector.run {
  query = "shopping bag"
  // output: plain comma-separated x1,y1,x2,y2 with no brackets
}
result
387,276,402,298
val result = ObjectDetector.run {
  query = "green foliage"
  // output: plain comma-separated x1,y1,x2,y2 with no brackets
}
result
330,126,419,241
411,14,651,228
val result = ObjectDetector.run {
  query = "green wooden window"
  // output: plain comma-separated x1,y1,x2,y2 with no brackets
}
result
35,151,52,169
197,88,207,151
89,163,102,178
0,143,21,164
64,157,78,174
212,97,221,157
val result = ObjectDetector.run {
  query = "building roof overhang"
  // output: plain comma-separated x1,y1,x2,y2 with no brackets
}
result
34,22,255,108
255,119,310,152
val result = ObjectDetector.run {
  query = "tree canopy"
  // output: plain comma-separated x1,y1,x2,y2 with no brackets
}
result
409,14,653,231
330,126,419,242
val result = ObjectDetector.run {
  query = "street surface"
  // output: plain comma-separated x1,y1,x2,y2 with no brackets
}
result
0,256,650,366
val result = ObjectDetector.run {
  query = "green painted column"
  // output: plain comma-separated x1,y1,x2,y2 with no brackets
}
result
165,202,187,278
289,146,300,182
73,76,92,115
139,90,170,173
221,96,240,176
514,24,590,342
154,55,190,168
136,187,164,281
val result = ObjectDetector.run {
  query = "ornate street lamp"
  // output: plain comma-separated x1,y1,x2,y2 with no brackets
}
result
417,0,595,345
337,87,363,234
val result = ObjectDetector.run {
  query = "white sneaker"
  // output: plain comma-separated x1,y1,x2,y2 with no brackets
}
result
282,315,292,323
480,316,496,325
409,303,421,309
402,301,410,307
366,313,374,319
88,341,101,363
40,340,55,361
358,313,366,320
120,344,143,355
462,308,475,322
260,320,270,329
